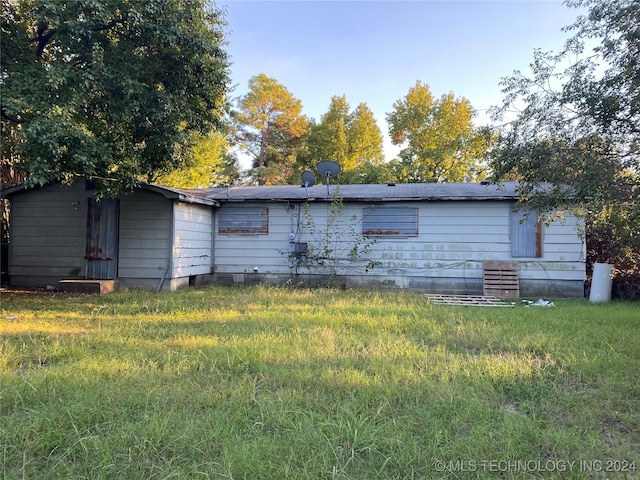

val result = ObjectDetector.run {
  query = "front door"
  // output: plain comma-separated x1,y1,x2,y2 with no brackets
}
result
85,198,119,279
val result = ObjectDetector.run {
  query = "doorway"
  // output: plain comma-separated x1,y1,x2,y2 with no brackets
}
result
85,198,119,279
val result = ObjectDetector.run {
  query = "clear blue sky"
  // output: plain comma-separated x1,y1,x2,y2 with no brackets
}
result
220,0,585,162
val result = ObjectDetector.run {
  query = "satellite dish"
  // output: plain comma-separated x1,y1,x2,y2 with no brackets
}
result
301,170,316,196
317,160,340,179
301,170,316,187
317,160,340,194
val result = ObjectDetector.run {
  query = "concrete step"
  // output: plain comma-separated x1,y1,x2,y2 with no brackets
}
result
58,279,118,294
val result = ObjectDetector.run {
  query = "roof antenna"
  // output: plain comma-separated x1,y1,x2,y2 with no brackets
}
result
317,161,340,195
301,171,316,197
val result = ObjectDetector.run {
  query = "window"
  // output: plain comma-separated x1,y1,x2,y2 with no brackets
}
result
218,206,269,234
362,207,418,237
511,208,542,257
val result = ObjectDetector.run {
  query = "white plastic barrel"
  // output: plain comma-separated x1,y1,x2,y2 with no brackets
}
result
589,263,614,302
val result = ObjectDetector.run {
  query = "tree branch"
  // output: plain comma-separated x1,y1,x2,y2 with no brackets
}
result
32,13,128,60
1,107,25,124
90,12,128,33
34,21,56,58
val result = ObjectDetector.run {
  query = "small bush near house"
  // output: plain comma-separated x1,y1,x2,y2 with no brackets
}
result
586,207,640,301
1,286,638,479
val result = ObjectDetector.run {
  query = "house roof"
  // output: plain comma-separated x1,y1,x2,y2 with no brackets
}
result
1,180,219,206
193,182,524,203
2,180,533,204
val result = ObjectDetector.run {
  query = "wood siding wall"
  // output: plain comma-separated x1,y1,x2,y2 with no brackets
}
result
7,185,585,296
118,190,172,282
172,202,213,279
8,183,213,290
213,201,292,274
8,181,90,286
213,200,585,296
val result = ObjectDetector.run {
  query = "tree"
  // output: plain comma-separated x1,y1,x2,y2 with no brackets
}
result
304,96,384,183
1,0,230,196
234,74,309,185
489,0,639,201
488,0,639,298
154,131,241,188
345,103,384,172
340,160,393,185
306,96,350,169
386,81,488,183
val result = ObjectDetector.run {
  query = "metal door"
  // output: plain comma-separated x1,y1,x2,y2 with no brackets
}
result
85,198,119,279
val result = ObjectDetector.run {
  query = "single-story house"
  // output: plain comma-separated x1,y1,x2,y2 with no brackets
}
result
1,179,586,297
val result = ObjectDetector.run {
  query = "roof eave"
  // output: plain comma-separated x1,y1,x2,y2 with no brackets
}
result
213,195,521,203
141,184,219,206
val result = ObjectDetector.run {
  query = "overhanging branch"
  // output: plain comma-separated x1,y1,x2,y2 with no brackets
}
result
1,107,25,124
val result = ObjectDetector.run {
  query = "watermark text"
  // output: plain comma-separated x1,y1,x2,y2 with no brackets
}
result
433,459,636,474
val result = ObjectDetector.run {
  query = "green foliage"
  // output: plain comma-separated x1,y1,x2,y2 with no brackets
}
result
1,286,639,479
587,200,640,299
304,96,384,181
154,131,240,188
386,82,489,183
1,0,230,195
564,0,640,147
305,95,350,168
346,103,385,168
489,0,639,205
234,74,309,185
488,0,639,298
339,160,394,185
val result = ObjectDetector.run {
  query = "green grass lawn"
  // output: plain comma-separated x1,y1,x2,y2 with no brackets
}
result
1,286,638,479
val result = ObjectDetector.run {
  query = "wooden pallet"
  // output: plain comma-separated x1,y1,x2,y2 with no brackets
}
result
483,261,520,299
424,294,515,307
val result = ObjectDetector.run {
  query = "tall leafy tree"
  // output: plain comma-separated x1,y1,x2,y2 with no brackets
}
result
347,103,384,170
306,96,350,169
235,74,309,185
304,95,384,183
386,81,488,183
488,0,639,298
1,0,231,196
154,131,241,188
489,0,639,206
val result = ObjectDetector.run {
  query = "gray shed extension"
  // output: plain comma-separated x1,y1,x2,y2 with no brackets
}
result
2,178,218,291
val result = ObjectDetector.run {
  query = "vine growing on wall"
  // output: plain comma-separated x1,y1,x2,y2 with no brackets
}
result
288,189,379,288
